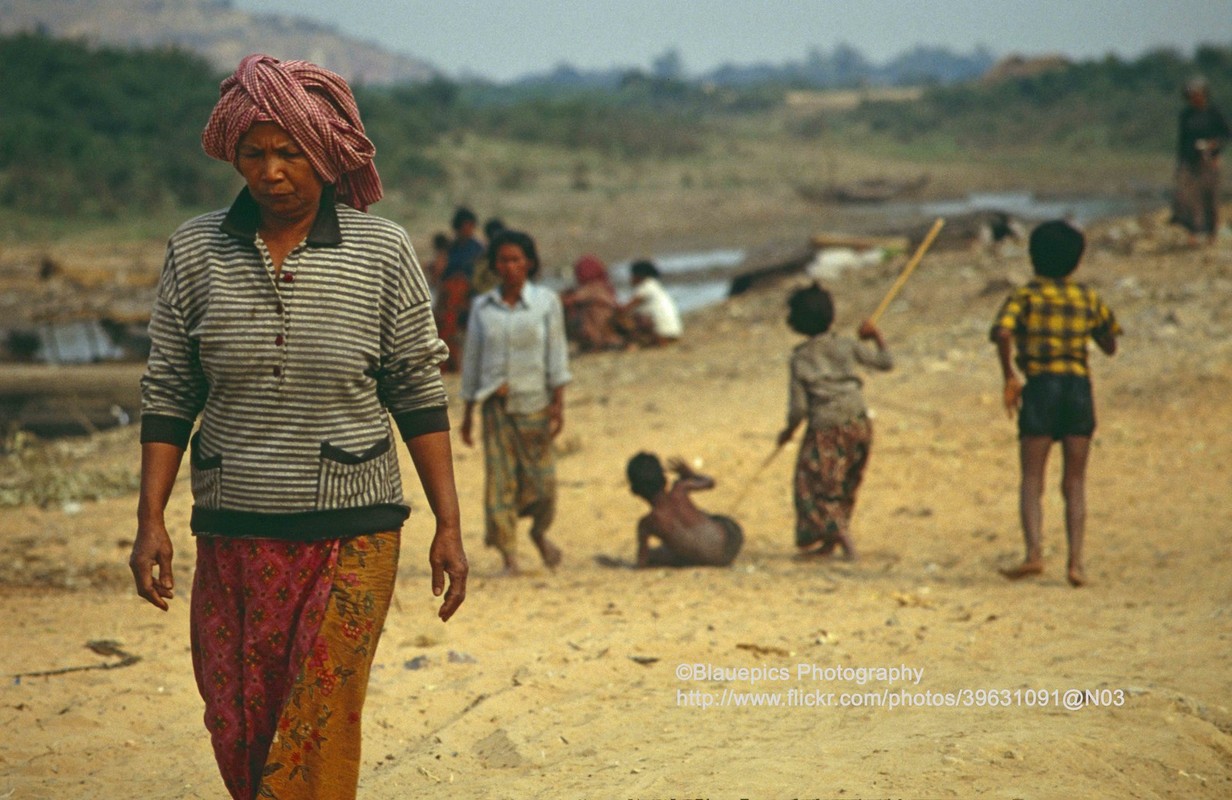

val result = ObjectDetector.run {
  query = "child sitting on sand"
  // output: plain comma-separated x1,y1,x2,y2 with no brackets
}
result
625,452,743,567
990,219,1121,587
624,260,682,346
777,283,892,561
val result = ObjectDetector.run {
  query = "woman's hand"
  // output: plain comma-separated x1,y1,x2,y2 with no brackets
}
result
547,386,565,439
429,521,467,621
131,442,184,611
405,430,467,621
460,404,476,447
129,520,175,611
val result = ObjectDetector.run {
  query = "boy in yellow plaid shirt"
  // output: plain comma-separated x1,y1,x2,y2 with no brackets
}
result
989,220,1121,587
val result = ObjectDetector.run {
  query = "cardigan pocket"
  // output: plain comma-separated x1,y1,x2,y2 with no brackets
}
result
189,432,223,509
316,436,396,510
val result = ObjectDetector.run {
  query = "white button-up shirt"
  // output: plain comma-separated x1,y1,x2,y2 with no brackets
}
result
460,283,571,414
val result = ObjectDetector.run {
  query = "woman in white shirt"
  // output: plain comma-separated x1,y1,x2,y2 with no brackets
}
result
460,230,571,574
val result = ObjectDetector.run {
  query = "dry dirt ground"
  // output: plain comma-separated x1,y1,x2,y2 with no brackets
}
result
1,211,1230,799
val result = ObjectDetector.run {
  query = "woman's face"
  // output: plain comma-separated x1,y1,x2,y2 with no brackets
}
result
494,242,532,289
235,122,324,226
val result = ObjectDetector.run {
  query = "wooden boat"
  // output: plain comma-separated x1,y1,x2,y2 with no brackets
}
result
795,174,930,205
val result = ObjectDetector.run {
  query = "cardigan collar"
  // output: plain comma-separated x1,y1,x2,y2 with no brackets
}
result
219,185,342,246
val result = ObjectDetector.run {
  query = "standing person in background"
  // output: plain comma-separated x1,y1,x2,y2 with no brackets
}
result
461,230,571,575
437,206,484,372
1173,76,1229,246
624,259,682,346
128,54,467,800
483,217,507,245
471,216,507,297
426,230,451,304
777,283,892,561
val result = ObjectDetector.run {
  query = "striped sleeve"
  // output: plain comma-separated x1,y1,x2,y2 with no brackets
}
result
376,230,450,439
140,242,208,447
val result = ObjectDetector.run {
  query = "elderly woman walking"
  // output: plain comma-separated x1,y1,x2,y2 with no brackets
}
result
128,54,467,800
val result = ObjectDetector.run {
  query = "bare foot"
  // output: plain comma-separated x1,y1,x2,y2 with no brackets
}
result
499,553,521,576
794,541,838,561
999,560,1044,580
1067,565,1087,587
535,538,563,570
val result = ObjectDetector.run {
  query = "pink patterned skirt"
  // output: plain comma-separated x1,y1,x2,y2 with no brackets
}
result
190,531,399,800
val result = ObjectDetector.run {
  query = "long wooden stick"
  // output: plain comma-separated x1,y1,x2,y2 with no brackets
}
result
868,217,945,325
728,444,785,515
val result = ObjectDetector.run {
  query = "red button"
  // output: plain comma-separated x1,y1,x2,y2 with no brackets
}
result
275,334,285,346
272,366,282,377
281,272,295,283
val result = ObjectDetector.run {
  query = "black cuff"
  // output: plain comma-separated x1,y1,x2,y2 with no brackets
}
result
393,405,450,440
140,413,194,448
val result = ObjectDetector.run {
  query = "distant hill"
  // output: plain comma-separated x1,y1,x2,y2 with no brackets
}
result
0,0,437,84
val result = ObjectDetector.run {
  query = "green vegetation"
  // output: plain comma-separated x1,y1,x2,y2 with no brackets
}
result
1,32,1230,226
0,33,231,216
848,46,1232,156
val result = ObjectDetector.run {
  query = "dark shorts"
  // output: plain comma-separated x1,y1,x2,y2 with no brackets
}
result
1019,373,1096,440
710,514,745,566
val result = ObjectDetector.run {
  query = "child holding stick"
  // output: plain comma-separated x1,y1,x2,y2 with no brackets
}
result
990,220,1120,587
777,283,892,560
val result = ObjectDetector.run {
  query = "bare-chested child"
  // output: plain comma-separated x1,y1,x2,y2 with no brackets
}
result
625,452,743,568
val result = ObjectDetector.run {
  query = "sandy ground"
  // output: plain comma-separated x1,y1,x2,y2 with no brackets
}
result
1,213,1230,799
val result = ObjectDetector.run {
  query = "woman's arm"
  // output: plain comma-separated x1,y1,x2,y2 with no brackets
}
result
779,358,807,445
545,293,571,438
547,385,565,438
129,441,184,611
405,430,468,621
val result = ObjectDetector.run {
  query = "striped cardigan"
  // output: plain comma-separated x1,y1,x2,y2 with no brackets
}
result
140,189,450,539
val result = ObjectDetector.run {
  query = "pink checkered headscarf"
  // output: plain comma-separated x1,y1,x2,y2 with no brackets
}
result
202,54,383,211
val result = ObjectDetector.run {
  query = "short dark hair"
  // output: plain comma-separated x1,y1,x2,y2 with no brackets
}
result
1028,220,1085,278
487,229,541,279
431,231,450,251
483,217,506,240
626,451,666,500
631,260,660,280
786,283,835,336
451,206,477,232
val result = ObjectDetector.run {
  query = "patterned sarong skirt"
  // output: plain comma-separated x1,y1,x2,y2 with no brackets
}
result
191,531,398,800
793,415,873,549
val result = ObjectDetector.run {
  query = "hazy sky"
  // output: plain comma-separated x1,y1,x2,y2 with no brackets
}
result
233,0,1232,81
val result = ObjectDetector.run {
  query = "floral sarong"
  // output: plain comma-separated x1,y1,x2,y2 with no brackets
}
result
191,532,399,800
793,416,873,549
481,397,555,555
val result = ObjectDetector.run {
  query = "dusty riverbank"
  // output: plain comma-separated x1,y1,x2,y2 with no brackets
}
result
1,207,1231,798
